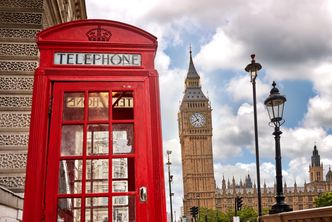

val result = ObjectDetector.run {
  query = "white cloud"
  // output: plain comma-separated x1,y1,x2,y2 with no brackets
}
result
212,104,252,161
312,63,332,97
86,0,158,24
159,67,186,140
286,157,310,185
302,63,332,129
225,76,271,101
303,97,332,128
195,28,245,72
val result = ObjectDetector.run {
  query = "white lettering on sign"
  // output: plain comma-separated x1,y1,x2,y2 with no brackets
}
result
54,52,141,66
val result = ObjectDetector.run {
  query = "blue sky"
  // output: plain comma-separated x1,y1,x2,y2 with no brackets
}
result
86,0,332,218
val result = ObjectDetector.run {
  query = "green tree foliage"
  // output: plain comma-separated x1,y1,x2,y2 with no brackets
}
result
262,208,270,216
197,207,229,222
196,206,258,222
314,192,332,207
238,206,258,222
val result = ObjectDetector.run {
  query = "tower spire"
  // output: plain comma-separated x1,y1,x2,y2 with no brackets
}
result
309,144,324,182
311,145,320,167
187,48,200,79
181,48,208,102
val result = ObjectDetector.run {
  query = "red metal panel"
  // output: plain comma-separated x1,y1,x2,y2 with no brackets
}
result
149,72,167,219
23,72,51,221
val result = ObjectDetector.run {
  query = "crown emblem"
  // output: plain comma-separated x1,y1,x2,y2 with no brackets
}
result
86,25,112,41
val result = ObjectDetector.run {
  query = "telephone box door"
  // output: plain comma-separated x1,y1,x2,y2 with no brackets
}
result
45,81,148,221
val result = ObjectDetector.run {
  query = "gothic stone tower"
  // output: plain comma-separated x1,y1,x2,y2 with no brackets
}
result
309,145,323,182
178,50,216,216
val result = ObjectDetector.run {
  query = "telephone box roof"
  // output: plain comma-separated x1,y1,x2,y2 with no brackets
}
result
37,19,157,48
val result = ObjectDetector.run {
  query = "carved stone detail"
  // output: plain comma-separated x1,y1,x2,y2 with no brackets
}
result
0,76,34,91
0,132,29,146
0,176,25,189
0,43,38,57
0,28,39,39
0,12,42,25
0,61,37,72
0,112,31,128
0,0,43,9
0,95,32,109
0,153,27,169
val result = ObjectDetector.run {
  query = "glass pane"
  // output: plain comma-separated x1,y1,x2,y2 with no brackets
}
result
112,196,128,206
86,159,109,193
112,196,135,222
112,124,134,154
112,158,135,192
112,181,128,192
61,125,83,156
63,92,84,121
87,124,109,155
85,197,108,222
88,92,109,121
57,198,81,222
112,158,127,179
112,91,133,120
58,160,82,194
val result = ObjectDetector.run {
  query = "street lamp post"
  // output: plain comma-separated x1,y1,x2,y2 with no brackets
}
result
264,81,292,214
166,150,174,222
245,54,262,218
196,193,200,220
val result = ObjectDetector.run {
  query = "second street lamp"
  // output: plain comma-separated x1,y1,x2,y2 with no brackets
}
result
166,150,174,222
245,54,262,218
264,81,292,214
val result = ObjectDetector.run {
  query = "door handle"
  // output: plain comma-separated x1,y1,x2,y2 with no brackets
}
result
139,186,147,202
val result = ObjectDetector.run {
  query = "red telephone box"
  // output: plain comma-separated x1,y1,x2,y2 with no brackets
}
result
23,20,166,222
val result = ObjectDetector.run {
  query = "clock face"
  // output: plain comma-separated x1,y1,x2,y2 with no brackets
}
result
190,112,206,127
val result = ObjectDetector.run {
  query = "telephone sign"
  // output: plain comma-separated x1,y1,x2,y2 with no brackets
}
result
54,52,141,66
23,20,166,222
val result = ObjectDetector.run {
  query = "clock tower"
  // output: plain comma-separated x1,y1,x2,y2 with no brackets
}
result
178,50,216,216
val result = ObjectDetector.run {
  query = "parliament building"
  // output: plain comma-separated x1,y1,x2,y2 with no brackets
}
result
178,52,332,217
215,145,332,213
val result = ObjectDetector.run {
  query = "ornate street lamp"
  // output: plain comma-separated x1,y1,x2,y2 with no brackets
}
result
264,81,292,214
245,54,262,218
166,150,174,222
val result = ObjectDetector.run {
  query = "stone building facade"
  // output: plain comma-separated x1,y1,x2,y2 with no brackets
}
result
0,0,86,193
216,147,332,213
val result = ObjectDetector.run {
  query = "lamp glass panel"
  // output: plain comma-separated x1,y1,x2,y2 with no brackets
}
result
272,103,279,119
278,102,285,119
266,105,273,121
250,70,257,80
272,99,285,119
